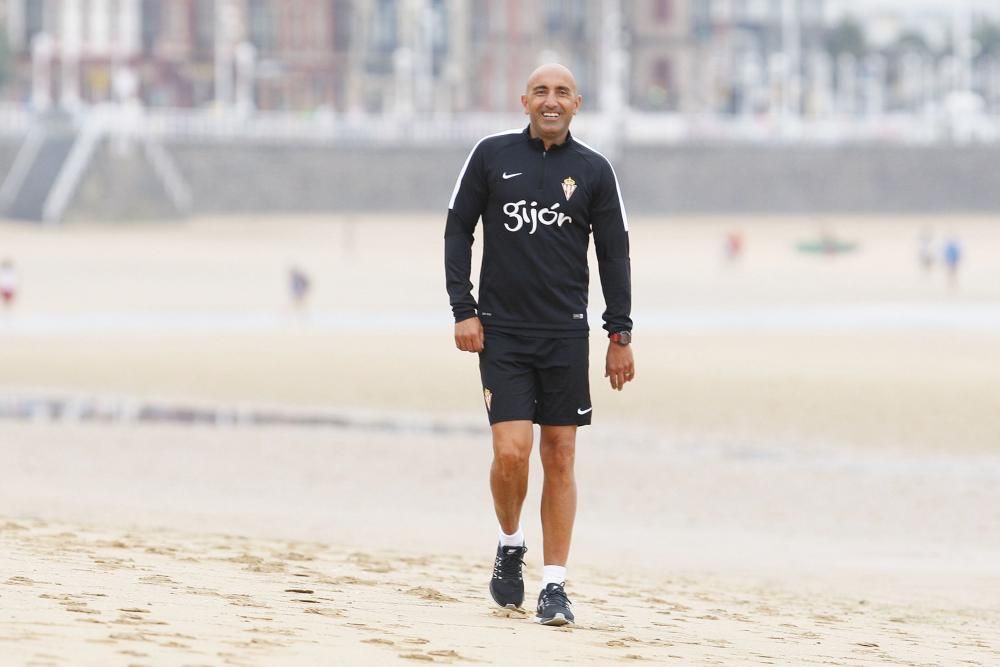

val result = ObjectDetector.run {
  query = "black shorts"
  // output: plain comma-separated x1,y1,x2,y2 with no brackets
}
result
478,330,591,427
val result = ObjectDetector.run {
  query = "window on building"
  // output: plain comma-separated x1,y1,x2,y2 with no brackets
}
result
194,0,214,56
471,0,489,42
24,0,45,44
330,0,352,51
372,0,398,56
248,0,274,54
430,0,447,75
653,0,673,24
141,0,162,54
544,0,562,34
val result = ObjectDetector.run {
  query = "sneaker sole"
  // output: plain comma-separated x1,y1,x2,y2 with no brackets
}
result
535,613,573,626
490,590,523,609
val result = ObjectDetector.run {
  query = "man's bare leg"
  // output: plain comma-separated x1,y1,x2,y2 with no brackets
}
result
490,420,534,534
539,425,577,566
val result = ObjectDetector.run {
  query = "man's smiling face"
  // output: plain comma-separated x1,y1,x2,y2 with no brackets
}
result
521,64,582,148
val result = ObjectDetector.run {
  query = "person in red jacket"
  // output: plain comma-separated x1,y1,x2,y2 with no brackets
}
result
0,259,17,308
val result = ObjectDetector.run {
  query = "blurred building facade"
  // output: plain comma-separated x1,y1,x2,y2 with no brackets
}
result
0,0,998,118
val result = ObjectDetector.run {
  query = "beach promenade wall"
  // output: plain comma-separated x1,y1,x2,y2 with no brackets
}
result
167,142,1000,215
2,138,999,218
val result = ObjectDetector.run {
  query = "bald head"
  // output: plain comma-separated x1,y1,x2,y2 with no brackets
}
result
521,63,582,149
525,63,578,95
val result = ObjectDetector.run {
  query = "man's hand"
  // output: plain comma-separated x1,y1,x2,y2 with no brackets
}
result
454,316,485,353
605,341,635,391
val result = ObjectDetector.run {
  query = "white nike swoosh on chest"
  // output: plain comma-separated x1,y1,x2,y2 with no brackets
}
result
577,407,592,415
502,172,523,179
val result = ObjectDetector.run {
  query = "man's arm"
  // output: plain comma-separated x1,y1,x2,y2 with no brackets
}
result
445,141,489,352
591,158,635,390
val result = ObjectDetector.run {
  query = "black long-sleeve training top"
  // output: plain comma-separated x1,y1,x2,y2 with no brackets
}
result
445,126,632,337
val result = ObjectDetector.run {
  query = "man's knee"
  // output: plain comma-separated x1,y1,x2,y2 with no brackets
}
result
492,422,532,472
540,427,577,476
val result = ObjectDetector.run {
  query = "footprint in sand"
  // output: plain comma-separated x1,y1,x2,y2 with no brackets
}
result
304,607,344,618
223,594,269,609
406,587,458,603
363,638,395,646
138,575,175,585
5,576,36,585
347,553,394,573
143,546,179,556
0,521,29,531
319,575,379,587
227,637,289,649
92,557,134,571
95,539,131,549
273,551,315,562
118,649,148,657
398,649,468,662
247,626,297,637
491,607,529,619
43,594,101,616
428,650,463,659
399,556,433,567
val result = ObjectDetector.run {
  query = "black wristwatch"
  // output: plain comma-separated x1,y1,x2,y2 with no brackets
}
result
609,330,632,346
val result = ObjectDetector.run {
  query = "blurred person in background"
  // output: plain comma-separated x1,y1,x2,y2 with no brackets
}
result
0,259,17,309
445,64,634,627
943,235,963,288
724,230,744,264
288,265,312,311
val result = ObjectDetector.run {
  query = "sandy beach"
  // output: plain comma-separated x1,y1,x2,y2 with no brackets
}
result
2,215,999,665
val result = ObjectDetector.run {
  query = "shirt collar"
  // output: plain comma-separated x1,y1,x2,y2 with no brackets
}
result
523,125,574,151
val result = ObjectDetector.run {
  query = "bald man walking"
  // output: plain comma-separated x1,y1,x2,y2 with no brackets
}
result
445,64,634,626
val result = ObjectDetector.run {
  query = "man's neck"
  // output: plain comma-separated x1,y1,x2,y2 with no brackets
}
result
529,127,569,151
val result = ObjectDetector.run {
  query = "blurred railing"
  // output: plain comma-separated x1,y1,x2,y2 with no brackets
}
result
1,103,999,146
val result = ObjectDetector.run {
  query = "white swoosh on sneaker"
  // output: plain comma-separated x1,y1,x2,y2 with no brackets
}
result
502,172,523,179
577,407,592,415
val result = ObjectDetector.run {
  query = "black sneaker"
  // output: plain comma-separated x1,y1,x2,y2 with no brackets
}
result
535,582,574,626
489,544,527,608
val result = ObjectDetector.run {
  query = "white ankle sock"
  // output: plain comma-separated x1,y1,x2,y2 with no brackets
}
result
498,526,524,548
542,565,566,588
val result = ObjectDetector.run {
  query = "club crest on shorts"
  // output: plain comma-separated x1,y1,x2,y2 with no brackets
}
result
483,388,493,411
562,177,577,201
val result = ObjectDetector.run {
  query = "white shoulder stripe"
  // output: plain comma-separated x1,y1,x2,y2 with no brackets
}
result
448,128,523,210
573,138,629,232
